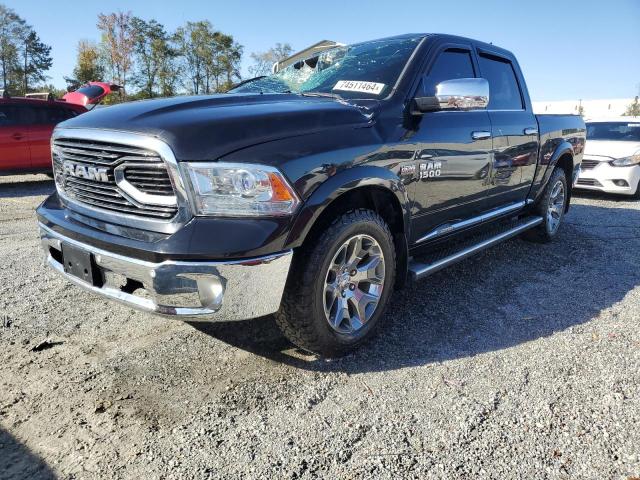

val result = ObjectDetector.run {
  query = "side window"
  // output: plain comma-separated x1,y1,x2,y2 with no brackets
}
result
32,106,76,125
0,105,19,126
421,49,475,96
478,54,523,110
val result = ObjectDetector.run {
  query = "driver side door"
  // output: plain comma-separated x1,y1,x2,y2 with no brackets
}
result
404,45,493,245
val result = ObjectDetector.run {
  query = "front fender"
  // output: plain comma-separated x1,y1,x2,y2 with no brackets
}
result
285,165,411,248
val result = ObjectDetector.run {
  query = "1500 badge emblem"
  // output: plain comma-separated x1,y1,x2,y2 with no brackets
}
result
63,161,109,183
419,161,442,179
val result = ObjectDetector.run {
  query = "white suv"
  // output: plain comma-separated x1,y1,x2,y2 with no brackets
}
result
576,117,640,198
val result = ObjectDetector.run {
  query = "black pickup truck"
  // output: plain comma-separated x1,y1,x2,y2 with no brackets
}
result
37,34,585,356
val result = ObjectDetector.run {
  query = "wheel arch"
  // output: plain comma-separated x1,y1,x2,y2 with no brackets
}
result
286,166,411,288
534,143,574,212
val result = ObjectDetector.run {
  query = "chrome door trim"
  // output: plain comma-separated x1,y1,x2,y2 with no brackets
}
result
52,127,192,234
415,201,526,244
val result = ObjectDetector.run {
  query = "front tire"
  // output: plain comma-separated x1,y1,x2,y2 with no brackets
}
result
524,167,568,243
275,209,396,357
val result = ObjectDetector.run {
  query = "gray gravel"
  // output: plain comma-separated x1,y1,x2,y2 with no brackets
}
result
1,174,639,480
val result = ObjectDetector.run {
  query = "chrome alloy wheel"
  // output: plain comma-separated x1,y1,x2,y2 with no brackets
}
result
323,234,386,334
547,180,566,234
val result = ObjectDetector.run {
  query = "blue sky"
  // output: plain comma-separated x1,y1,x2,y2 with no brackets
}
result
6,0,640,101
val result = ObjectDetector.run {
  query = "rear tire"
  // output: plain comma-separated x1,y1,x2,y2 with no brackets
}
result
523,167,568,243
275,209,396,357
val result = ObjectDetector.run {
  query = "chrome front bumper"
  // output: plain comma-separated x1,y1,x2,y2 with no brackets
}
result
39,223,292,320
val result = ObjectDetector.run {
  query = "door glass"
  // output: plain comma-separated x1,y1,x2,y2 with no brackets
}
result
421,49,475,95
478,54,523,110
0,105,19,126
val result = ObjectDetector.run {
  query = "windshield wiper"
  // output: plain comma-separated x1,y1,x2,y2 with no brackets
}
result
300,91,342,100
230,76,266,90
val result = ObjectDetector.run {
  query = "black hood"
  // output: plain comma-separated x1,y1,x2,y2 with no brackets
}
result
60,93,377,160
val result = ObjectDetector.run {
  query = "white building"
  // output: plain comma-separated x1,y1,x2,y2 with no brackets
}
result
532,98,636,118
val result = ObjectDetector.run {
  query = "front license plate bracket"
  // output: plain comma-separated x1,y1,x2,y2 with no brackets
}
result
61,242,103,287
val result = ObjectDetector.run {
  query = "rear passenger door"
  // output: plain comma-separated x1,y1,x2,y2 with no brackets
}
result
27,105,77,169
0,104,31,171
477,50,539,208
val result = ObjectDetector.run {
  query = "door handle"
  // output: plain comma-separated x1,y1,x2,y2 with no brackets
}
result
11,132,24,140
471,131,491,140
524,127,538,135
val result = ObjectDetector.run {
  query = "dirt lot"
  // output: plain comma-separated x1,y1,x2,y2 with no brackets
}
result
0,174,639,479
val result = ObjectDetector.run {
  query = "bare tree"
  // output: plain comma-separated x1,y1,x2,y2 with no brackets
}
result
97,11,134,100
249,43,293,77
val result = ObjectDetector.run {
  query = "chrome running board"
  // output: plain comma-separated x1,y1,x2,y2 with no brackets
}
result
409,216,543,281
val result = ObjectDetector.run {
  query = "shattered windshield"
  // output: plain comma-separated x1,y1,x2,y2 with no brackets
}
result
229,36,422,99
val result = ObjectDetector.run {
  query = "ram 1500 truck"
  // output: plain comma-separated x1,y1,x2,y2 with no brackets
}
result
37,34,585,356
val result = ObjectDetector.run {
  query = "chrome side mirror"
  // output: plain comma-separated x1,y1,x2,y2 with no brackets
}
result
412,78,490,113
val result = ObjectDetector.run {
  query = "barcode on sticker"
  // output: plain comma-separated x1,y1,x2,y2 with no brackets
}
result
333,80,385,95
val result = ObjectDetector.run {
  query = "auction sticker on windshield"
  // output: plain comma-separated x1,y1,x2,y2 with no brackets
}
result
333,80,385,95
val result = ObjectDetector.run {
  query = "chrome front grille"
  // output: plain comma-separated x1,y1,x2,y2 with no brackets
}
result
581,159,602,170
52,138,178,220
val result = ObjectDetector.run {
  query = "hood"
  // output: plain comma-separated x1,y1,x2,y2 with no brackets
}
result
60,93,376,160
584,140,640,160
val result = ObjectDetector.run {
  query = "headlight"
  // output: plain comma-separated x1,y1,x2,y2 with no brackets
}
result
182,162,300,217
611,151,640,167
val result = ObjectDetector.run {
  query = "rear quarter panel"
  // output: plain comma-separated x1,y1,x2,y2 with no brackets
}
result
530,114,586,199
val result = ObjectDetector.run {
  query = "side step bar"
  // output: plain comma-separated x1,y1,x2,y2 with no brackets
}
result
409,216,543,281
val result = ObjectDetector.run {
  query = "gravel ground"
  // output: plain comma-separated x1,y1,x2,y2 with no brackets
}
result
1,174,639,480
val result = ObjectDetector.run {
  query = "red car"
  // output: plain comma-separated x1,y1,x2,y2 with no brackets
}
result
0,82,117,175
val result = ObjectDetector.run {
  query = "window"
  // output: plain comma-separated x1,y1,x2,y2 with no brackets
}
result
0,105,20,126
478,54,523,110
32,106,77,124
76,85,105,99
586,122,640,141
421,49,475,96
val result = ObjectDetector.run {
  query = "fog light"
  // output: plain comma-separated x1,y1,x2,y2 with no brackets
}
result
613,180,629,187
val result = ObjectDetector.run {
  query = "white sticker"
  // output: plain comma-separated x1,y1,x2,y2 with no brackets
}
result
333,80,385,95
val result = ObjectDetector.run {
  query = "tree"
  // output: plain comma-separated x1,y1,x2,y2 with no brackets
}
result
248,43,293,77
624,96,640,117
131,17,176,98
16,30,52,94
173,21,209,95
174,21,243,95
65,40,105,91
0,5,26,92
97,11,134,100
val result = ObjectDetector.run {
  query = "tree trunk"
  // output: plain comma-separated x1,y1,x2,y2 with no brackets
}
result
23,44,27,95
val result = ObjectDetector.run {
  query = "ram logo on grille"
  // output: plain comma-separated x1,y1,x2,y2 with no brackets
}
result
63,161,109,183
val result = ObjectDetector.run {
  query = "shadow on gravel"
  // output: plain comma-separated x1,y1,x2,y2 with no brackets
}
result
0,427,56,480
0,177,55,199
189,202,640,373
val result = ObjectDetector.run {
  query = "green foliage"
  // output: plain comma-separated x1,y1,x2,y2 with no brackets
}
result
16,30,52,93
0,4,52,95
173,20,242,95
65,40,105,91
130,17,177,98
